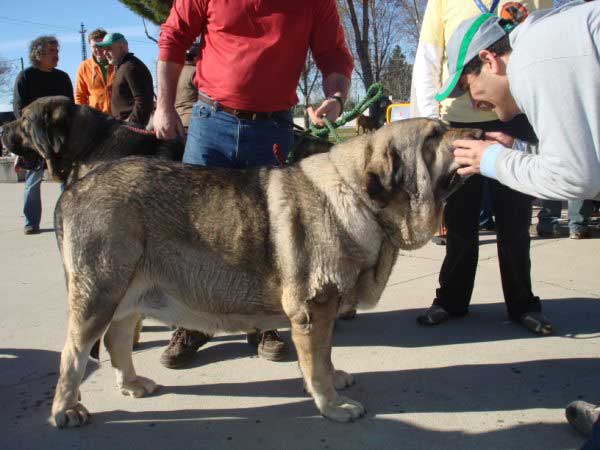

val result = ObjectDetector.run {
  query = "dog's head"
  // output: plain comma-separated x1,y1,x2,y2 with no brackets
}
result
360,118,482,249
1,96,75,181
0,96,110,182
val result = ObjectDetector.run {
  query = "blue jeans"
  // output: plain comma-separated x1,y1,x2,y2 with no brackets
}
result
184,100,294,168
23,168,43,229
537,199,593,233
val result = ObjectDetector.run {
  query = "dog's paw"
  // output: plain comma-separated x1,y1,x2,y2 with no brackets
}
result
333,370,355,390
119,376,158,398
320,395,365,423
51,403,91,428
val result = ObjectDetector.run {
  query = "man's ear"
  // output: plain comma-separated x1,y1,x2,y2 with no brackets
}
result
478,49,505,75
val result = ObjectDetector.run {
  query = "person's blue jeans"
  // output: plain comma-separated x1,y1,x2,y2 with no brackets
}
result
581,417,600,450
23,168,43,229
184,100,294,168
537,199,593,233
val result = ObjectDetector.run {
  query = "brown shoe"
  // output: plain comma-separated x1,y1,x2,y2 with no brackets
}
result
247,330,288,361
160,328,211,369
570,228,591,240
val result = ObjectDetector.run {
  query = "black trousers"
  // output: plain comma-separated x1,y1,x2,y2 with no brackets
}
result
433,115,541,321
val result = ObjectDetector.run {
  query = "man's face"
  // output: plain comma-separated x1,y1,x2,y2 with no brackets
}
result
90,39,107,63
105,41,127,65
38,44,59,71
459,51,519,122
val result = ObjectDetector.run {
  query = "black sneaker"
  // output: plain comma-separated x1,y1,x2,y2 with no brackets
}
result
23,225,40,235
519,311,553,336
160,328,211,369
417,304,451,326
247,330,288,361
338,308,357,320
566,401,600,437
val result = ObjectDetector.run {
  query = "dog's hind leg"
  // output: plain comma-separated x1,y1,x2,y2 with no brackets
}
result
285,290,365,423
51,279,119,428
104,313,157,398
51,239,143,428
51,316,98,428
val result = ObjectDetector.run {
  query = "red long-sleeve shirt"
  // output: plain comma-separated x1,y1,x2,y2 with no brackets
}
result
158,0,354,112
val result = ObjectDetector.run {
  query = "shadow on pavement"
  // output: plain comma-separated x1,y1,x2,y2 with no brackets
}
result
331,297,600,349
2,352,591,450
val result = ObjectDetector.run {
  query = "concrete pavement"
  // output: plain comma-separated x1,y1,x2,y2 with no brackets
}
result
1,181,598,450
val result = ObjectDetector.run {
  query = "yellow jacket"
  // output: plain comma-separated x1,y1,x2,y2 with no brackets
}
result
74,58,114,114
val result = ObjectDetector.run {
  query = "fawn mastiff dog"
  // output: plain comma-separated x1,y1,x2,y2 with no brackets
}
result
50,118,480,427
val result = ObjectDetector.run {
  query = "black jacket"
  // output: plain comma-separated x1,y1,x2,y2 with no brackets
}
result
111,53,154,128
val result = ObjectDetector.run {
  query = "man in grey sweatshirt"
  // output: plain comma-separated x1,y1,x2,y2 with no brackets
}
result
436,0,600,201
435,2,600,446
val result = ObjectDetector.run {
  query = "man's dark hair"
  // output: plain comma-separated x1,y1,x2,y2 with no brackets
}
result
462,33,512,76
88,28,107,43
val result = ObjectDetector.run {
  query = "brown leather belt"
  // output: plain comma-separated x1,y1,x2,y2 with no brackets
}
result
197,92,287,120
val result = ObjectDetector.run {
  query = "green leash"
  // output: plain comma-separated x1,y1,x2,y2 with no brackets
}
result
285,82,385,164
308,82,384,142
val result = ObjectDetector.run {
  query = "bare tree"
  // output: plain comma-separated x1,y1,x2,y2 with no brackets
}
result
297,52,321,128
338,0,401,90
394,0,427,58
0,57,16,102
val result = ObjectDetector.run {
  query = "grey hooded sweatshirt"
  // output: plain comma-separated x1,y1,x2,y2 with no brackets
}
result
480,1,600,200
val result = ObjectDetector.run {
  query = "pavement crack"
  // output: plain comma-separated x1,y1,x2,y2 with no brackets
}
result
537,280,600,299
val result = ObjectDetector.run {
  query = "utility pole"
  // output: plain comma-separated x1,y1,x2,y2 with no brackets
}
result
412,0,421,26
20,57,24,71
79,22,87,61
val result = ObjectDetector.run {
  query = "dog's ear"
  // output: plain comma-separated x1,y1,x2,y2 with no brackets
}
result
48,104,69,154
29,102,69,157
363,142,403,208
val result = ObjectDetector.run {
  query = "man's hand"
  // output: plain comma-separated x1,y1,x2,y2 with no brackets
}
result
453,139,498,176
153,106,185,140
485,131,514,148
307,98,342,127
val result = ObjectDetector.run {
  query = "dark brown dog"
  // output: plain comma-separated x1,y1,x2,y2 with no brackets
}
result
1,96,184,185
356,114,379,135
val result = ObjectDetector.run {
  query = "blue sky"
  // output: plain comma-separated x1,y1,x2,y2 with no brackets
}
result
0,0,162,111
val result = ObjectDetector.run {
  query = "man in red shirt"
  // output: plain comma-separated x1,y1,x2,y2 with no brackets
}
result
154,0,353,369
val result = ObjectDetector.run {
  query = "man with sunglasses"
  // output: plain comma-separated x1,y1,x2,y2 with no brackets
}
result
411,0,553,335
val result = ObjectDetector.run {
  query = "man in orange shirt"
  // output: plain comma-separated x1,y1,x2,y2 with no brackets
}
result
75,28,114,114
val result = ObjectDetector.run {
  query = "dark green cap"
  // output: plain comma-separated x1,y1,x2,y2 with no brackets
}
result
95,32,126,47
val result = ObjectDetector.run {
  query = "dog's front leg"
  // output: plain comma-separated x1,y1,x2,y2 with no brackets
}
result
286,294,365,423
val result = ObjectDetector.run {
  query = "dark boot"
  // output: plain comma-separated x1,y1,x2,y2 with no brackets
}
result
160,328,211,369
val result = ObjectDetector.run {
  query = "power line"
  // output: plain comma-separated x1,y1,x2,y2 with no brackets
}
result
0,15,158,46
0,15,77,33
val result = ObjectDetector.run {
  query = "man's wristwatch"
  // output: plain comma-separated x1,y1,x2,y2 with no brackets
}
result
327,95,345,112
